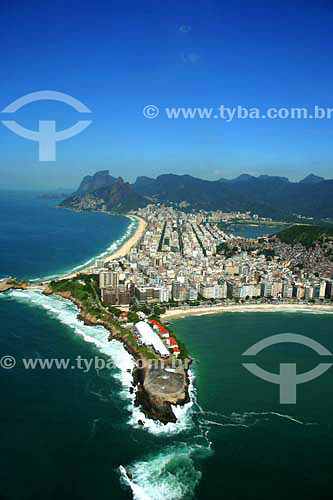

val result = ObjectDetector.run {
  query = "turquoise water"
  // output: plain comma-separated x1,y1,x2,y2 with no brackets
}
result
0,192,332,499
0,291,206,500
170,312,333,500
1,296,332,499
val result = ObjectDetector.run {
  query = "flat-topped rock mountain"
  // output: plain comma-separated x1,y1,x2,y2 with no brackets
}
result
60,175,148,213
60,170,333,219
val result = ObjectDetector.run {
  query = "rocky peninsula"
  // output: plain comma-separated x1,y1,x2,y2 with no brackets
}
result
41,277,191,425
0,275,190,425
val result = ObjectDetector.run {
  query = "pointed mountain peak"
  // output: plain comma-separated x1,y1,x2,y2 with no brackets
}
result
300,174,325,184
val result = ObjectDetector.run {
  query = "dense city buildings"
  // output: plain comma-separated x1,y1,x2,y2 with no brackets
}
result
95,205,333,308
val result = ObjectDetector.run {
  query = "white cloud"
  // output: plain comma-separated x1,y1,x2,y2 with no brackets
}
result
179,25,192,33
180,52,199,64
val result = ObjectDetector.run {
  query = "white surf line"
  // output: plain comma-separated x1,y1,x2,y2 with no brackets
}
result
268,411,312,425
243,411,304,425
120,440,207,500
30,218,137,282
128,368,196,436
119,466,152,500
6,289,197,436
197,409,317,428
202,419,249,428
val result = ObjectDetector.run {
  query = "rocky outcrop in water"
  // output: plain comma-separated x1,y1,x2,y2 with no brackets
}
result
43,288,190,424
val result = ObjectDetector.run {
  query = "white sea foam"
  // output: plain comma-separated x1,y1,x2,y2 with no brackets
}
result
119,370,214,500
30,217,137,282
241,410,317,426
6,289,135,395
197,409,317,429
119,441,210,500
5,289,196,435
128,368,196,435
4,291,204,500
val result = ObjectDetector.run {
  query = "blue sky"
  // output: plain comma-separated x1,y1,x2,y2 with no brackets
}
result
1,0,333,189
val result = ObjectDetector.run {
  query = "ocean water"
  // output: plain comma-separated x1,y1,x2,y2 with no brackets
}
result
170,312,333,500
0,192,332,499
1,294,332,500
0,190,135,280
0,290,209,500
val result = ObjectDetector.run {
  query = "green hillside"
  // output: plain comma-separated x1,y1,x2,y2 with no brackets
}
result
275,225,333,247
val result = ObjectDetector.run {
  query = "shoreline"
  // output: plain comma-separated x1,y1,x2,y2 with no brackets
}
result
162,303,333,320
43,287,189,424
57,214,147,281
102,215,146,262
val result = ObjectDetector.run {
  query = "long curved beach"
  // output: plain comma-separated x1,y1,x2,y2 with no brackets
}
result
58,215,147,280
162,303,333,320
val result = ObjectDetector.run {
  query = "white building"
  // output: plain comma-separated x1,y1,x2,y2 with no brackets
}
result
135,321,170,357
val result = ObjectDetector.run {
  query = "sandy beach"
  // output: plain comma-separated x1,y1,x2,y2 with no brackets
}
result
103,215,146,262
57,215,146,280
161,303,333,320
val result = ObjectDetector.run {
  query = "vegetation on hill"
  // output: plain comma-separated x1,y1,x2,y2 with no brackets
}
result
133,172,333,219
216,242,239,258
49,275,185,362
50,275,105,317
275,225,333,248
60,176,148,213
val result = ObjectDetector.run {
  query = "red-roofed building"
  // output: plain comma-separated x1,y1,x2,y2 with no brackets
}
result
150,319,162,327
172,347,180,357
169,337,178,347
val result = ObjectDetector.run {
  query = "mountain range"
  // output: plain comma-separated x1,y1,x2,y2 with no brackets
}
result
60,172,147,213
60,171,333,219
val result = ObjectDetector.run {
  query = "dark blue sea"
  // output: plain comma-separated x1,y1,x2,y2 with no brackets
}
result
0,191,134,280
0,191,332,500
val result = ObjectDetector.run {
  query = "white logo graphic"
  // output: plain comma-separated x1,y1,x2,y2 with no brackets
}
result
1,91,92,161
0,355,16,369
143,105,159,118
242,333,332,404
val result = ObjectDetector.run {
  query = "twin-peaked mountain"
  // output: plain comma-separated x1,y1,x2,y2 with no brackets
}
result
60,171,148,212
76,170,117,195
60,170,333,218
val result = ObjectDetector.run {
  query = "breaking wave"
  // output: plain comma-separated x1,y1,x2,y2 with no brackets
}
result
3,290,322,500
4,289,210,500
31,217,137,281
4,289,196,435
119,440,212,500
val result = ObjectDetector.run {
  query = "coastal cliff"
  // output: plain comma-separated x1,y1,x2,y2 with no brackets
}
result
0,279,28,293
43,287,190,425
135,363,190,424
59,175,148,213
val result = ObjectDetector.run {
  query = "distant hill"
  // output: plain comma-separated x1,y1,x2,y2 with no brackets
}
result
132,172,333,219
60,176,148,213
76,170,116,195
61,170,333,219
275,225,333,247
299,174,325,184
